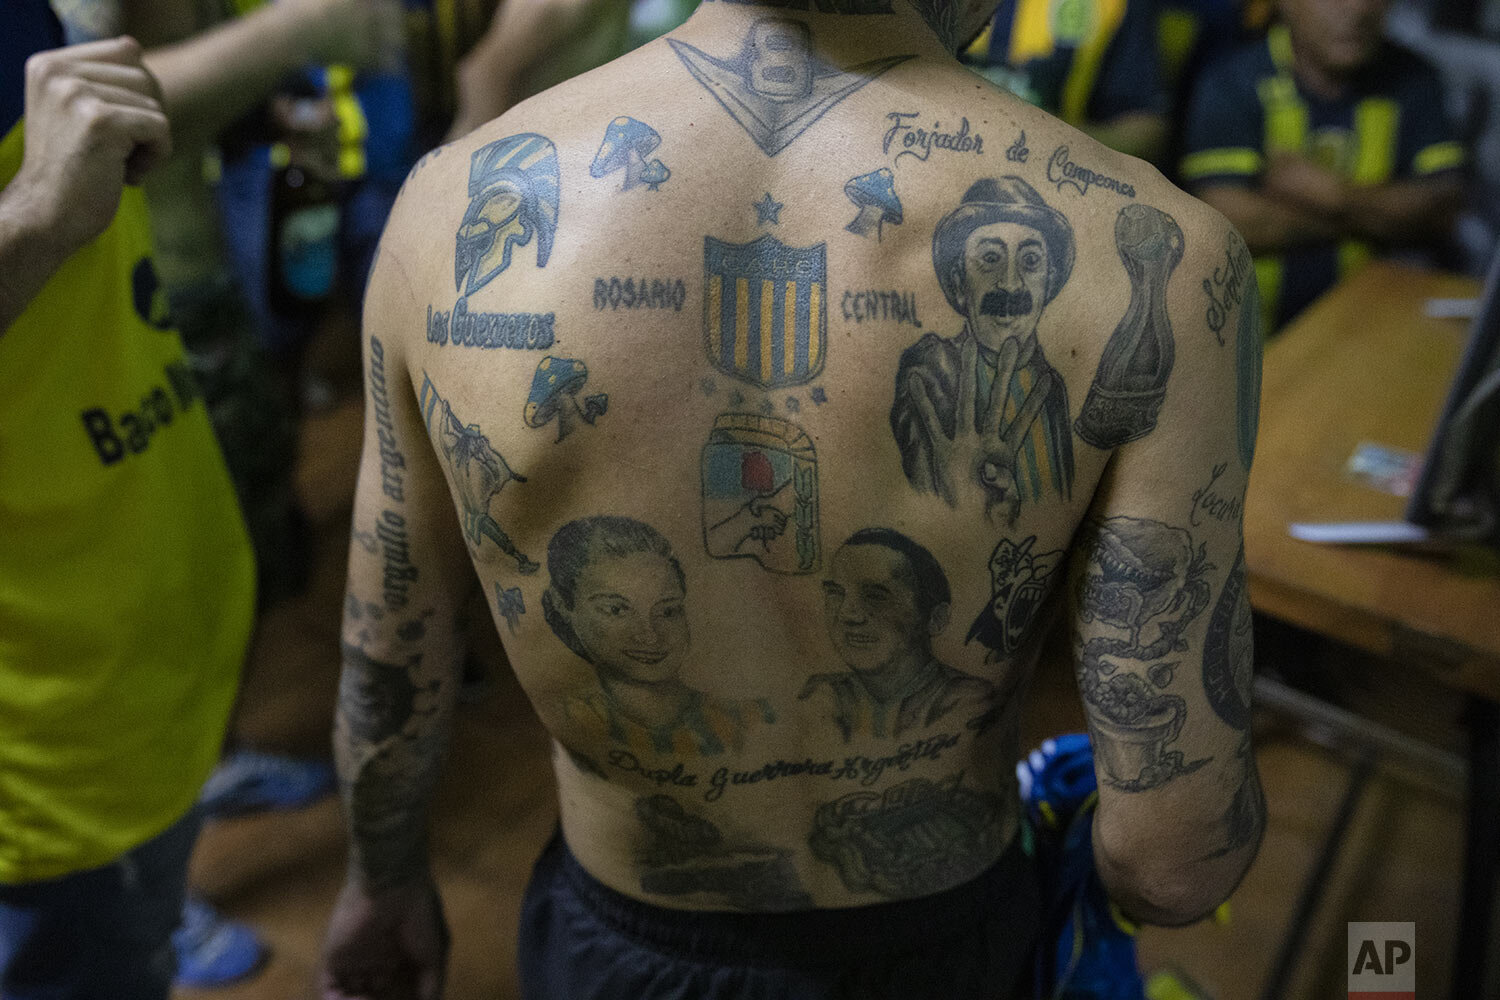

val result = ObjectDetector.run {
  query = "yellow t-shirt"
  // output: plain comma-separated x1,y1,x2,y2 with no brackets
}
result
0,120,255,883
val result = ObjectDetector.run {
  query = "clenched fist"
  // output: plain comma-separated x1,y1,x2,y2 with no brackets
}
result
9,36,172,257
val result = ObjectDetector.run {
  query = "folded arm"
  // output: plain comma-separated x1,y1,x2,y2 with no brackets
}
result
1194,184,1342,255
1197,158,1463,255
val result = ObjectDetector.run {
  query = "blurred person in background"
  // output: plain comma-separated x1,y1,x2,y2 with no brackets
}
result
445,0,697,139
47,0,405,984
0,12,256,997
208,0,411,409
1178,0,1466,333
959,0,1171,161
55,0,404,597
1155,0,1270,170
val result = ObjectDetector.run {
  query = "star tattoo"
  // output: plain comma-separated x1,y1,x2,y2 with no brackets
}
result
753,192,784,226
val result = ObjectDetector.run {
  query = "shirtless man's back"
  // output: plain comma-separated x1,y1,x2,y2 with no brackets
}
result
322,5,1265,997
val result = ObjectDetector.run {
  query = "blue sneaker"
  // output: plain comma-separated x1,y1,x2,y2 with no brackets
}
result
198,749,336,818
172,896,266,987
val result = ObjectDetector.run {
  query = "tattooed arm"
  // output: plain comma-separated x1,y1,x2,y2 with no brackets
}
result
319,233,475,999
1067,205,1265,926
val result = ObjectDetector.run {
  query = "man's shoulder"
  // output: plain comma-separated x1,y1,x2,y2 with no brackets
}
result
1034,133,1230,262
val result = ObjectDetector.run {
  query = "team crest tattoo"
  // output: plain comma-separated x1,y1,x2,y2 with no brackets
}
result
967,535,1065,661
418,373,538,573
668,19,911,156
455,133,559,296
704,235,826,388
702,413,820,574
523,357,608,441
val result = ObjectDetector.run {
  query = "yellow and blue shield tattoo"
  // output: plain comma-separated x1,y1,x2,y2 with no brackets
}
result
704,235,826,389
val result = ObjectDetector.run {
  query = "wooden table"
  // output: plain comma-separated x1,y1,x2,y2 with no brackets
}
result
1244,260,1498,997
1247,260,1500,697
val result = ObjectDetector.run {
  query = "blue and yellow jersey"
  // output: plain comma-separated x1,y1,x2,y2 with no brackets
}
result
1179,27,1466,330
961,0,1168,126
1155,0,1264,95
0,1,255,883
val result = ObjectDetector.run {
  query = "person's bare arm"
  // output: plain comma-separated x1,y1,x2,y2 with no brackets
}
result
319,206,473,999
1068,208,1265,925
1195,183,1342,254
1,37,170,332
447,0,601,138
138,0,403,144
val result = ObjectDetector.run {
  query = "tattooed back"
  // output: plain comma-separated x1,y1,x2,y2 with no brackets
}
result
349,1,1263,918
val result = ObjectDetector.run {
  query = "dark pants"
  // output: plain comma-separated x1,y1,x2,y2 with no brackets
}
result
519,830,1040,1000
0,810,200,1000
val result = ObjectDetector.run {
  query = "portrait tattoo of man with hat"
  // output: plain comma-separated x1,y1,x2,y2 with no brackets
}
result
890,177,1076,524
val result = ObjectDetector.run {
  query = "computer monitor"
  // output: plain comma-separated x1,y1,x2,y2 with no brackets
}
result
1405,247,1500,546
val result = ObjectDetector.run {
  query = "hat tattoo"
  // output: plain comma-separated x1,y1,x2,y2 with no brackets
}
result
889,177,1076,523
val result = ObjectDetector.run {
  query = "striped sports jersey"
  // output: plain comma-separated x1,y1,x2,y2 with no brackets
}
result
960,0,1167,125
1,0,254,883
1179,27,1465,330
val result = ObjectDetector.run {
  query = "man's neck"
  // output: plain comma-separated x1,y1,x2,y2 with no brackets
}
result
675,1,954,62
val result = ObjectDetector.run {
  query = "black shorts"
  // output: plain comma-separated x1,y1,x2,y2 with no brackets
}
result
518,829,1040,1000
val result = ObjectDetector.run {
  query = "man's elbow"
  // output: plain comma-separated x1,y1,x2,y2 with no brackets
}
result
1093,808,1264,926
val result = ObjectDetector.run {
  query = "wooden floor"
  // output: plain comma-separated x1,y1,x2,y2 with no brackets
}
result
176,376,1476,1000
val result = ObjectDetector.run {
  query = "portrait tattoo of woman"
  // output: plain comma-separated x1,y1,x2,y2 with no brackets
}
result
542,516,775,758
